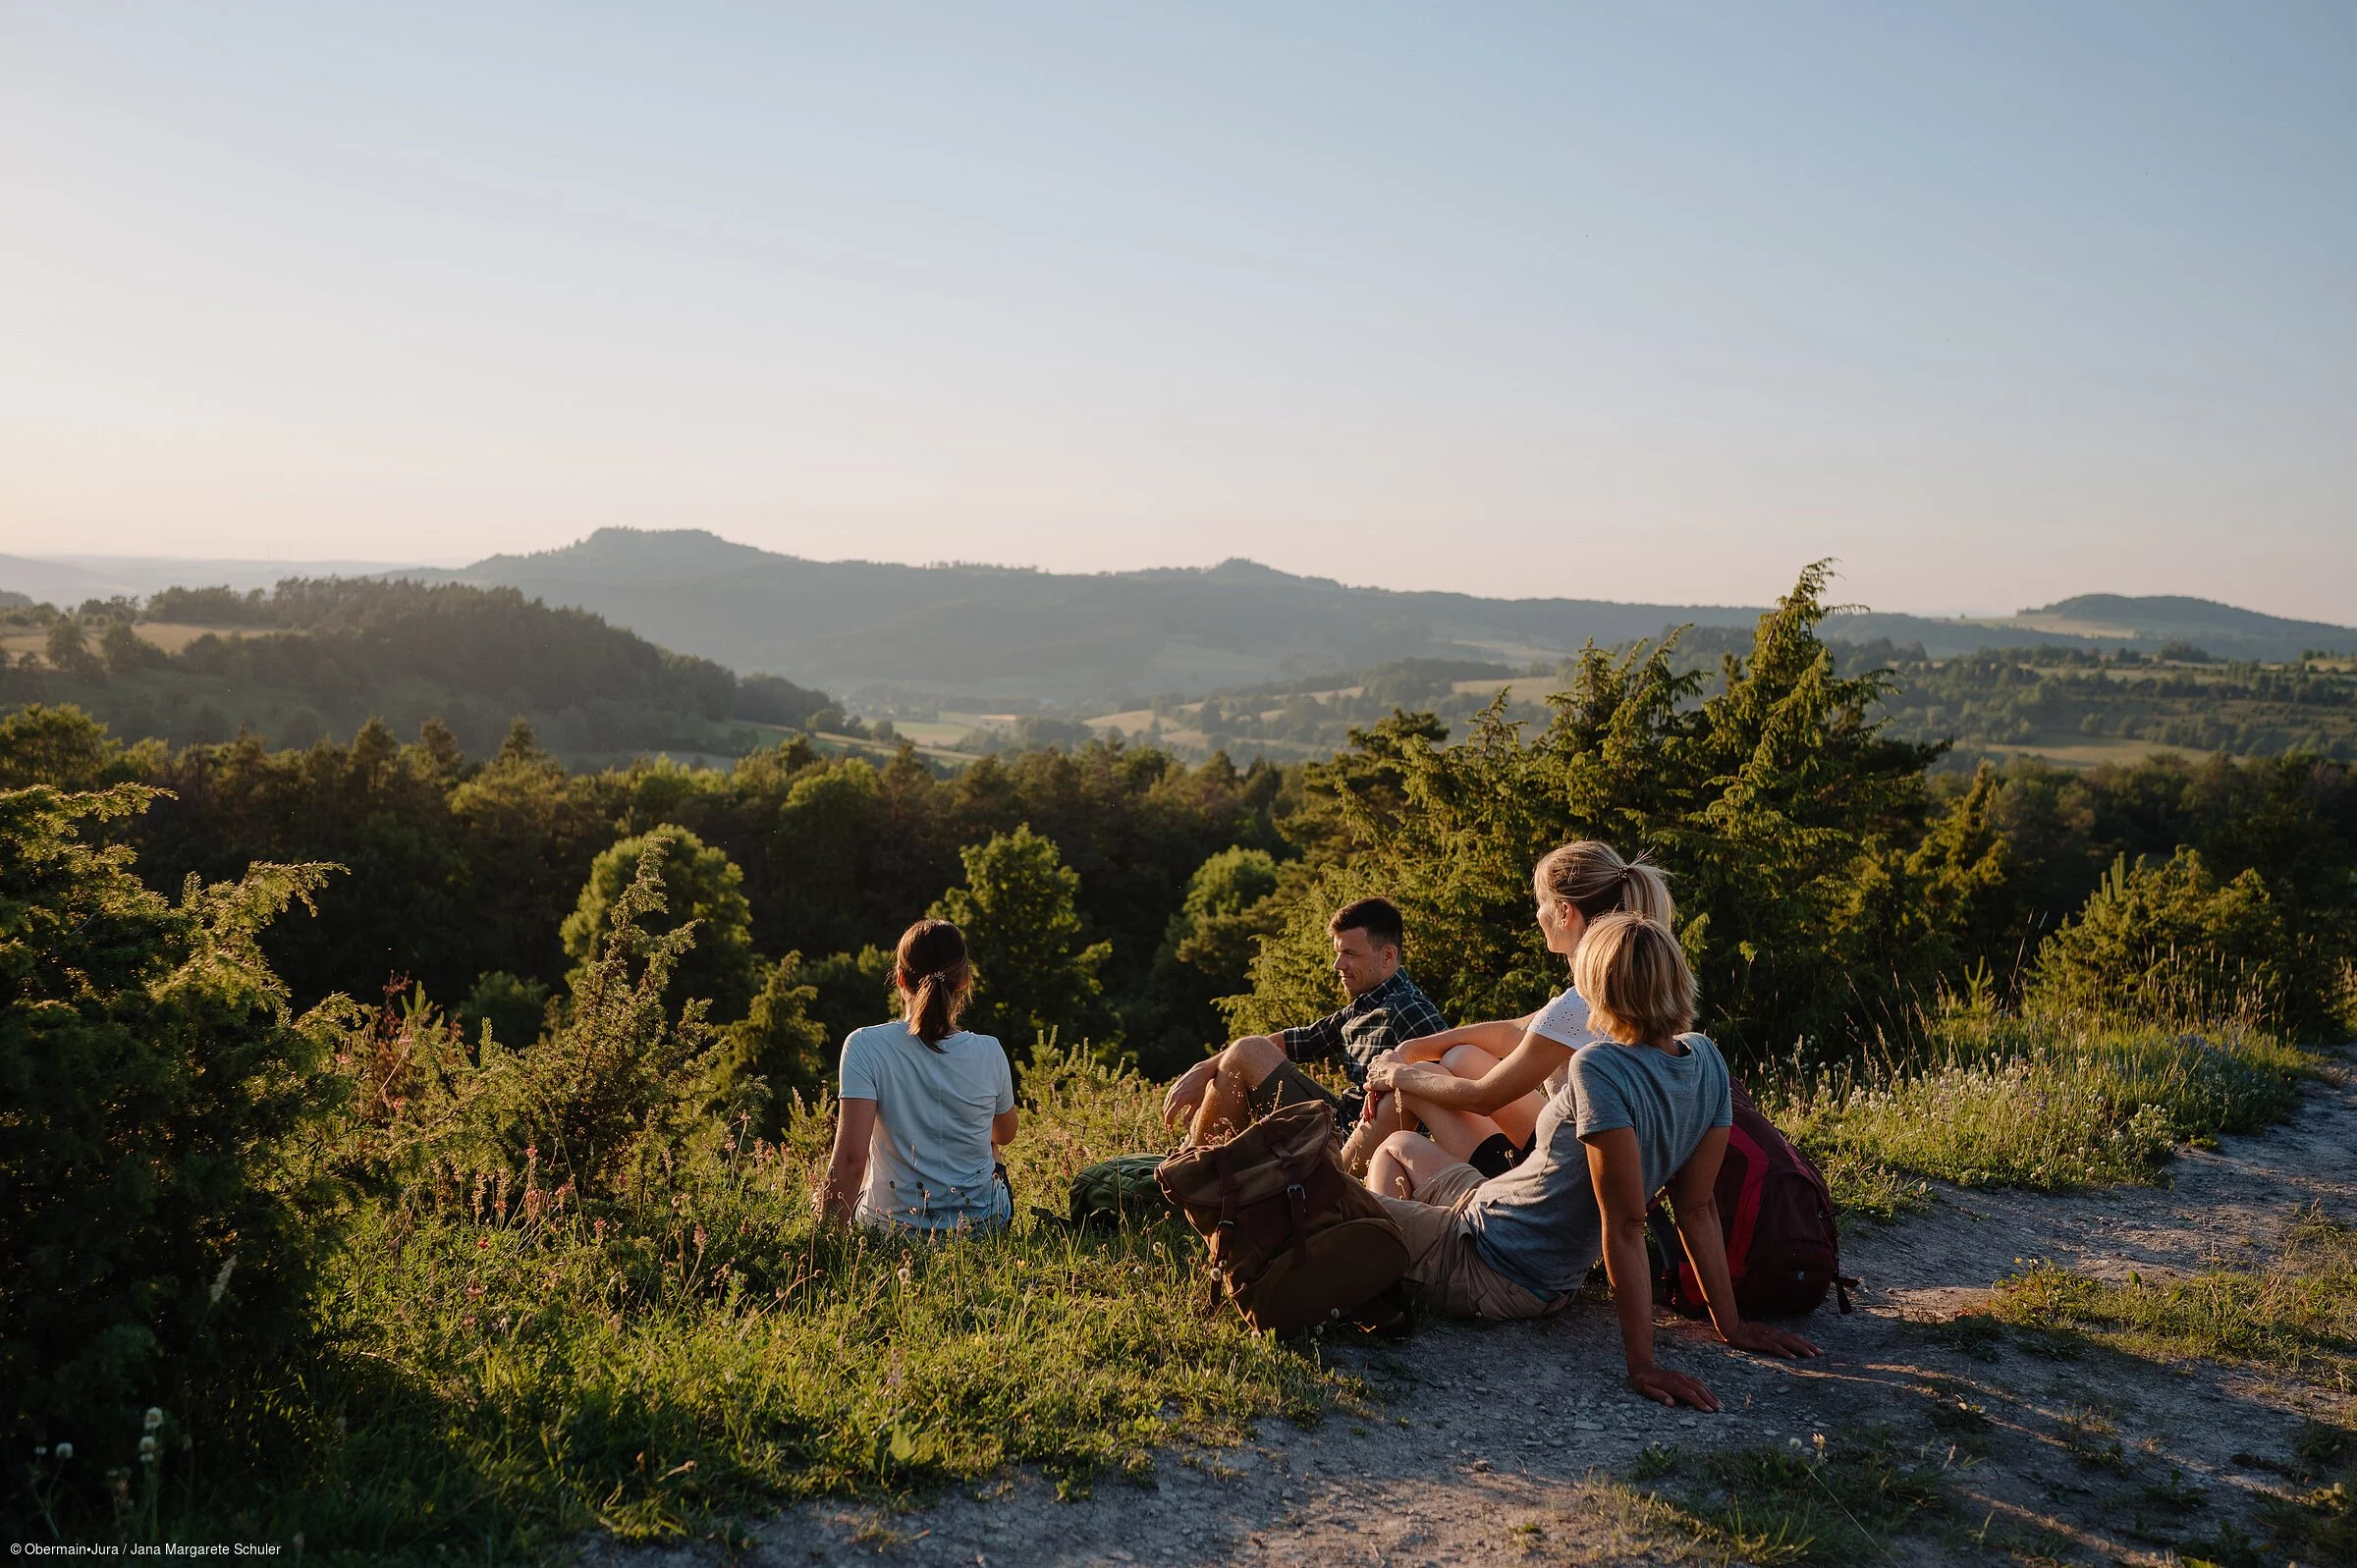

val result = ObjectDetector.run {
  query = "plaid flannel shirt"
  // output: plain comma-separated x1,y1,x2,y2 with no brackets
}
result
1279,969,1449,1086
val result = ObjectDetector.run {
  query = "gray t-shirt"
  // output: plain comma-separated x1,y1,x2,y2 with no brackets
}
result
839,1022,1015,1232
1459,1033,1733,1298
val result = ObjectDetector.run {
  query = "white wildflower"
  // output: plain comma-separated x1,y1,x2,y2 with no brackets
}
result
53,1441,72,1461
144,1407,164,1432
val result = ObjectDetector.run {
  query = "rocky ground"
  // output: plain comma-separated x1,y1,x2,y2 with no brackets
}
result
590,1065,2356,1566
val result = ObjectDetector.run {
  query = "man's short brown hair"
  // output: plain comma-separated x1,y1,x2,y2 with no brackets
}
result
1330,896,1405,953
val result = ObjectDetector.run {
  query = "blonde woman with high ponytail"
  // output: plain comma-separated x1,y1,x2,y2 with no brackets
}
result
1357,841,1673,1184
819,918,1019,1234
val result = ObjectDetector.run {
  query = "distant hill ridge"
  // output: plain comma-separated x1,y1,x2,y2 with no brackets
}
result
422,529,2352,702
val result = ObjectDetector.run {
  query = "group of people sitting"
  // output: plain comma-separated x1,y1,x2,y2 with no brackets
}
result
816,838,1819,1409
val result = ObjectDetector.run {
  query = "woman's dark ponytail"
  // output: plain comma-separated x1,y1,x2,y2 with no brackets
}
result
896,918,971,1050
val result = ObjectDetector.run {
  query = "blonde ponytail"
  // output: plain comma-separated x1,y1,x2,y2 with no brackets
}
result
1535,840,1673,928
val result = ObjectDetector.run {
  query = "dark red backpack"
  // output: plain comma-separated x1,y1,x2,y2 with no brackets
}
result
1647,1084,1855,1320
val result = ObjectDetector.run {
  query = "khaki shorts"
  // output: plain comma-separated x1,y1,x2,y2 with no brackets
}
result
1375,1168,1562,1323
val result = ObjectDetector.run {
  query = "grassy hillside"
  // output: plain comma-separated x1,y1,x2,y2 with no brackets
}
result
0,579,830,766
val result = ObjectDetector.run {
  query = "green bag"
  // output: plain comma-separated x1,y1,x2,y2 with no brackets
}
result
1066,1153,1177,1232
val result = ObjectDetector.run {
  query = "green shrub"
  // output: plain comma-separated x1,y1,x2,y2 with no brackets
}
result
561,823,757,1024
720,951,833,1133
0,784,338,1463
2028,849,2293,1029
496,841,735,1198
931,825,1112,1059
1223,566,1955,1061
457,969,551,1051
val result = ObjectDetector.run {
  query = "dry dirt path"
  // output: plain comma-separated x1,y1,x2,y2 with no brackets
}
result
592,1064,2356,1567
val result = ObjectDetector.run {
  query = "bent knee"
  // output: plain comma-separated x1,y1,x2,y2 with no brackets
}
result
1441,1043,1499,1078
1221,1035,1287,1084
1377,1129,1430,1163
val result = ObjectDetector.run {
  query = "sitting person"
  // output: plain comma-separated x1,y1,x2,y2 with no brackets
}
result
1363,910,1819,1409
1160,895,1447,1146
818,918,1018,1234
1362,840,1672,1181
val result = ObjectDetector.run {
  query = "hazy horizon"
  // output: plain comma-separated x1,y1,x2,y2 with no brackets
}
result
5,4,2351,621
14,529,2350,630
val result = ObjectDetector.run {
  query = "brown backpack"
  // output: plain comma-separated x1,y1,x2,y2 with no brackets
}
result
1155,1101,1410,1334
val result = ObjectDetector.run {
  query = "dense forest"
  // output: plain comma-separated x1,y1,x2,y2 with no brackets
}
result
13,569,2354,1082
1048,637,2357,768
7,565,2355,1553
1866,642,2357,762
0,579,830,764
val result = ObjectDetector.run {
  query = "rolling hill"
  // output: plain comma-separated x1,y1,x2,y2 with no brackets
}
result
418,529,2354,704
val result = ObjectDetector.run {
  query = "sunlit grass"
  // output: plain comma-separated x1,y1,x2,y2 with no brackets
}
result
218,1045,1355,1562
1768,1011,2316,1216
1982,1205,2357,1395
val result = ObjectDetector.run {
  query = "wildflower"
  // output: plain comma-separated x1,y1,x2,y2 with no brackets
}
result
54,1443,73,1461
144,1407,163,1432
897,1263,913,1285
477,1236,492,1250
138,1436,157,1460
466,1284,484,1298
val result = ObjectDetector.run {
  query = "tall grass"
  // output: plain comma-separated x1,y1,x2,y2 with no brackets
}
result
167,1044,1352,1561
1766,1005,2318,1218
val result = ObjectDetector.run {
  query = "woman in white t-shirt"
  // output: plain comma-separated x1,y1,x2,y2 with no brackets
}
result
1359,840,1671,1190
817,918,1018,1235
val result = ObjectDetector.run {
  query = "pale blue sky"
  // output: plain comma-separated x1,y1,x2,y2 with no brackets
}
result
3,3,2350,618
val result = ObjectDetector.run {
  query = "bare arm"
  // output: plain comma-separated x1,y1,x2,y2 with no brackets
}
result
992,1107,1020,1147
1372,1024,1566,1113
820,1097,880,1226
1585,1126,1718,1411
1390,1013,1536,1066
1667,1126,1821,1362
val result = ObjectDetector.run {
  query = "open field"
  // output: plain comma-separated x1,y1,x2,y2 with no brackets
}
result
0,620,253,659
1963,737,2225,769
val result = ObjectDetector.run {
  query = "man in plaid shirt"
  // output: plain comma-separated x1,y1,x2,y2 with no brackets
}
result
1162,895,1448,1145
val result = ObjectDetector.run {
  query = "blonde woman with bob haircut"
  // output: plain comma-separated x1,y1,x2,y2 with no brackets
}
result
1363,909,1818,1405
1354,840,1671,1182
819,918,1019,1235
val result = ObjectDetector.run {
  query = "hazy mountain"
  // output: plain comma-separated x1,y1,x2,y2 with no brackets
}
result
423,528,1768,703
1822,597,2354,663
426,530,2353,699
2011,594,2356,653
10,531,2346,701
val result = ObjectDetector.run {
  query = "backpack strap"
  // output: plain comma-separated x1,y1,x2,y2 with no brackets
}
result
1211,1148,1239,1274
1835,1274,1859,1315
1285,1181,1310,1269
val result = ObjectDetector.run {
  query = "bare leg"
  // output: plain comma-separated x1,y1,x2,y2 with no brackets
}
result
1365,1130,1470,1203
1187,1035,1286,1145
1441,1043,1545,1148
1341,1086,1412,1176
1396,1092,1507,1163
